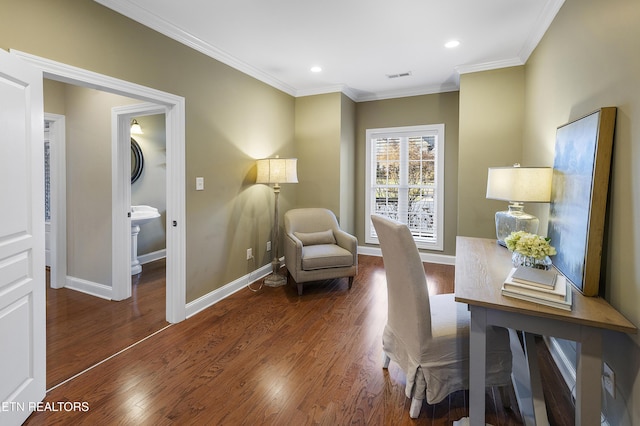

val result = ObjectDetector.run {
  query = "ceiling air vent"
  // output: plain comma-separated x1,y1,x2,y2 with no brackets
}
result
386,71,412,79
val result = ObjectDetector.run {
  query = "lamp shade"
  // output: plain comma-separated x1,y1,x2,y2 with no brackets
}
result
256,157,298,184
130,119,143,135
486,166,552,203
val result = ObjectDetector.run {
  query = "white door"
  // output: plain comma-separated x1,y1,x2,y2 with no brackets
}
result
0,49,46,425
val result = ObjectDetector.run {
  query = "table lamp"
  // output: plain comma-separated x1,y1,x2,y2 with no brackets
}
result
256,156,298,287
486,164,552,246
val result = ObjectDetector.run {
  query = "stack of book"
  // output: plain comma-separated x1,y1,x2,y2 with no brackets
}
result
501,266,572,311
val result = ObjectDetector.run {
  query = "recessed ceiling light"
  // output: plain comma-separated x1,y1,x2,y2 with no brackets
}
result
310,66,322,73
445,40,460,49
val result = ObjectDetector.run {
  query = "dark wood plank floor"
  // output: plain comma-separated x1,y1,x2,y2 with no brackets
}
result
45,259,168,389
28,255,573,425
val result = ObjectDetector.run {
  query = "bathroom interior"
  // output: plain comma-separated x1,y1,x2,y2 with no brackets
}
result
43,80,169,388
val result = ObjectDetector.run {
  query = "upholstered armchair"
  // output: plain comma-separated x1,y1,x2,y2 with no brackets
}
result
284,208,357,295
371,214,512,418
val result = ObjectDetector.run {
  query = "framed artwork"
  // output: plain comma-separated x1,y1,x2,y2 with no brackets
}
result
547,107,616,296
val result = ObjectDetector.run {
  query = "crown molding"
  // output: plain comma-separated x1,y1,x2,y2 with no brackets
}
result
295,84,360,102
455,57,525,75
355,82,460,102
456,0,564,76
95,0,563,102
94,0,297,97
95,0,460,102
519,0,565,62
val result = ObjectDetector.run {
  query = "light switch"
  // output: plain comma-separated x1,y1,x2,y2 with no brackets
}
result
196,177,204,190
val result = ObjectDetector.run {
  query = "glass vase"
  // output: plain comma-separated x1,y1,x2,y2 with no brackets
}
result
511,252,552,270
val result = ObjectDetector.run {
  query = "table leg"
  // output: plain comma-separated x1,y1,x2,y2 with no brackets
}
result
575,327,602,426
469,305,487,426
524,332,550,425
508,329,536,426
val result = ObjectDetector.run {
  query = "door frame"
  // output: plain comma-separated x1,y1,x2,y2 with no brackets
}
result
44,113,66,289
111,103,167,301
12,49,187,323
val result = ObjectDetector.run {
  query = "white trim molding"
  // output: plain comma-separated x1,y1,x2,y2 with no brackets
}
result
518,0,566,62
358,246,455,266
93,0,297,97
138,249,167,265
44,113,67,290
186,263,273,319
95,0,564,102
66,276,112,300
12,49,187,324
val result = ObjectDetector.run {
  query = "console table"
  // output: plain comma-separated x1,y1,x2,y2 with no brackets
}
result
454,236,636,426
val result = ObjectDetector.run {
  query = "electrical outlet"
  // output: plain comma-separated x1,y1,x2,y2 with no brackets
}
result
246,248,252,260
603,362,615,398
266,241,271,251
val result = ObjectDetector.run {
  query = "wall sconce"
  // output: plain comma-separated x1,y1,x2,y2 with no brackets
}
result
130,119,144,135
256,156,298,287
486,164,552,246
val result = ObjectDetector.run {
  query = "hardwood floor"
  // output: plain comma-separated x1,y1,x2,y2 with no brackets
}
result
27,255,573,425
45,259,168,390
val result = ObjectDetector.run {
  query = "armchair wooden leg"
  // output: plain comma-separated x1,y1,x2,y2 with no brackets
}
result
297,283,303,296
348,276,354,290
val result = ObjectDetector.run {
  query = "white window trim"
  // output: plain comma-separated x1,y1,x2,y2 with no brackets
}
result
365,124,445,251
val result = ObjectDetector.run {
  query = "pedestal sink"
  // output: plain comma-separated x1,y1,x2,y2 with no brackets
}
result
131,205,160,275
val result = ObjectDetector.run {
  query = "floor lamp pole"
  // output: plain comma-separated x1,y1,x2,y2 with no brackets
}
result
264,183,286,287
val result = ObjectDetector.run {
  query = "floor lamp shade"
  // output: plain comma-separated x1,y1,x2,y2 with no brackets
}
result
486,166,552,246
256,158,298,184
256,156,298,287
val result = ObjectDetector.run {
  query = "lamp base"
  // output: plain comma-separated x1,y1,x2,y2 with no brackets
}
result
495,203,539,246
264,273,287,287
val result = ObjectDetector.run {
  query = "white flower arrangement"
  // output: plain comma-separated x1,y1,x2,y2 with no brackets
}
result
504,231,557,260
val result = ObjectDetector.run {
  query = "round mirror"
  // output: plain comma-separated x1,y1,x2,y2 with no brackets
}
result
131,138,144,183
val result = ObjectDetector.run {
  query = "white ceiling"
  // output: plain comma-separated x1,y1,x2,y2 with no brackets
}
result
95,0,565,102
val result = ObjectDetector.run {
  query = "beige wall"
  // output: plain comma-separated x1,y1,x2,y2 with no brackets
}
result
355,92,460,256
294,93,342,217
2,0,296,302
523,0,640,424
458,66,526,239
293,92,356,234
339,94,357,234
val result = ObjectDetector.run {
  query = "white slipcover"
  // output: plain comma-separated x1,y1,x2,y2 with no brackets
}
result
371,214,512,416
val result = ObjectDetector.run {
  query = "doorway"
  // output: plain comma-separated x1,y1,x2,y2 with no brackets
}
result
12,49,187,323
112,103,168,300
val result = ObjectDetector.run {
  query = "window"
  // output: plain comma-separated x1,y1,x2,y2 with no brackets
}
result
365,124,444,250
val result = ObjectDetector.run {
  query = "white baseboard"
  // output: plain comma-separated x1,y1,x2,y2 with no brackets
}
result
185,262,274,319
65,276,112,300
358,245,456,265
545,336,576,394
138,248,166,265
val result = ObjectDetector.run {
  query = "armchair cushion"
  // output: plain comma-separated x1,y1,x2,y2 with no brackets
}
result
294,229,336,246
302,244,354,270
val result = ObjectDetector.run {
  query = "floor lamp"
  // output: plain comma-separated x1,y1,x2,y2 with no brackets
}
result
256,156,298,287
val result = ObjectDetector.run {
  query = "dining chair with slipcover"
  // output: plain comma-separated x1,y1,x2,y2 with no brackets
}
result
371,214,513,418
